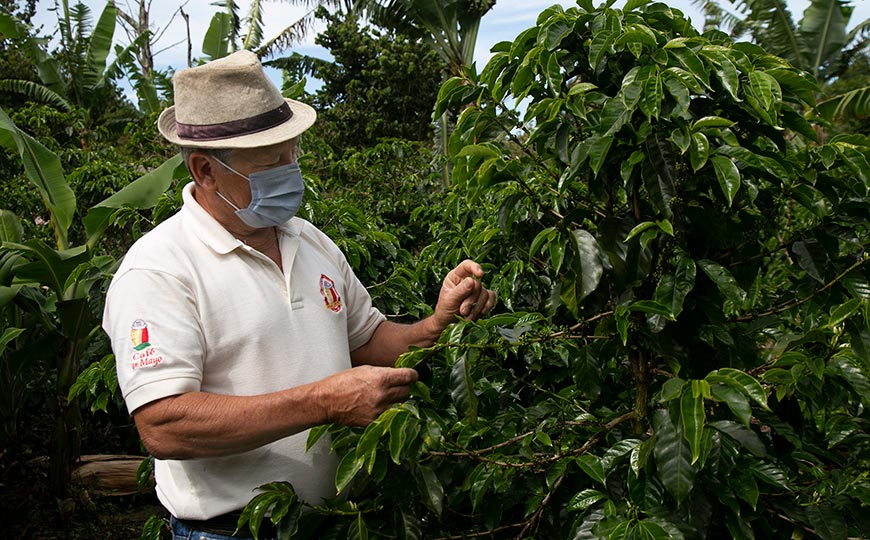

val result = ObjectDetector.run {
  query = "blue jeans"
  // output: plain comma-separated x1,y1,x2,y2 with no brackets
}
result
170,516,275,540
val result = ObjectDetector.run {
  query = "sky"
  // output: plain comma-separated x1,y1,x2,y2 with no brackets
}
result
28,0,870,99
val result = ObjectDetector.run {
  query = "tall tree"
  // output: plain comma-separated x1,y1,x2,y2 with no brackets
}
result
355,0,496,184
363,0,495,77
272,8,442,154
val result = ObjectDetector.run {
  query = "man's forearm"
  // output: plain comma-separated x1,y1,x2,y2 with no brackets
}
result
133,385,328,460
350,318,447,367
133,364,417,460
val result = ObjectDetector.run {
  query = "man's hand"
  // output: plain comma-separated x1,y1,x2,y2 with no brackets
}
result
320,365,419,427
432,259,497,330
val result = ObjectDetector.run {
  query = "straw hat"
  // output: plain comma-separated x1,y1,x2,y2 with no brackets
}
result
157,50,316,149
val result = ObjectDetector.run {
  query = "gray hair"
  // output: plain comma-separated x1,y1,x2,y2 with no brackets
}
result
180,147,236,174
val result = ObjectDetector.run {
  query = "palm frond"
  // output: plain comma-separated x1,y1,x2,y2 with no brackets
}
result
361,0,423,36
0,80,72,112
104,37,143,82
735,0,802,67
105,36,161,114
845,14,870,51
0,11,64,92
818,85,870,120
255,13,316,59
55,0,73,55
827,33,869,78
689,0,743,33
265,52,332,81
69,1,93,60
242,0,266,50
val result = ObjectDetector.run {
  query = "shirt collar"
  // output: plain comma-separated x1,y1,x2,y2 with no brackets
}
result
181,182,303,255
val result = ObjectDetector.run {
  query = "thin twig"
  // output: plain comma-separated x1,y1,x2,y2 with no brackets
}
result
429,429,538,457
735,255,870,322
429,411,638,469
434,521,524,540
548,310,616,339
516,471,567,539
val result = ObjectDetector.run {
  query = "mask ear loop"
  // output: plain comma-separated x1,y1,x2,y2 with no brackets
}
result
216,191,243,212
212,157,249,182
211,157,249,212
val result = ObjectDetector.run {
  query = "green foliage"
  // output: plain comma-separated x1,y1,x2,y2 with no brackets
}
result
274,9,443,155
0,103,175,248
0,105,75,249
138,514,166,540
67,353,117,413
707,0,870,122
0,1,139,128
242,2,870,538
0,103,183,499
821,51,870,135
366,0,497,76
299,151,434,319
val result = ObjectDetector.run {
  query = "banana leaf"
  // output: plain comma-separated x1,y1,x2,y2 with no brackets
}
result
0,107,75,250
83,154,187,248
82,1,118,90
202,12,234,61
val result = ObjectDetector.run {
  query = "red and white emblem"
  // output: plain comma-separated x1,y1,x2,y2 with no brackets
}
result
319,274,343,313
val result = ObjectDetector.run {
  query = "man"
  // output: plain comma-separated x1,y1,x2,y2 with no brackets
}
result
102,50,495,539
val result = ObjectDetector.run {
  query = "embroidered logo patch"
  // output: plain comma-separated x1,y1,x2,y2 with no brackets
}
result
129,319,163,370
319,274,343,313
130,319,151,350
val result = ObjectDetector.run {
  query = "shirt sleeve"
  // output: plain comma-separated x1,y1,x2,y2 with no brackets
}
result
103,268,206,414
341,261,387,352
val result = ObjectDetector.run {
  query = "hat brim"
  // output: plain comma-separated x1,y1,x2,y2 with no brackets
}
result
157,98,317,149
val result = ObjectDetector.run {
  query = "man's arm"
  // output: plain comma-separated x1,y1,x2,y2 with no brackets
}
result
132,364,417,460
351,260,497,367
130,260,493,459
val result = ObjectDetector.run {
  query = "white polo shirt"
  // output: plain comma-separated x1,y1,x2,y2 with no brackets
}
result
102,182,385,519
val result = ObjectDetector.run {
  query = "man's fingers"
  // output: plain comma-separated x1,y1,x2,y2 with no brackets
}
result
464,287,496,319
446,259,484,285
457,276,488,316
386,383,413,403
384,367,419,387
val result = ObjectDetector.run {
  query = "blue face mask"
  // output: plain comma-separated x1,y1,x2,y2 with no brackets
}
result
214,158,305,229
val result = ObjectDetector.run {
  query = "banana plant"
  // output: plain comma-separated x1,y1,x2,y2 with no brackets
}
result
0,10,69,111
0,106,185,498
0,1,136,121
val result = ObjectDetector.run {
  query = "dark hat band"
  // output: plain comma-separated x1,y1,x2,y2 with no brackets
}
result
175,102,294,142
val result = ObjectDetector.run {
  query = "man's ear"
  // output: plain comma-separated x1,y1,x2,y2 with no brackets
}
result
187,152,220,191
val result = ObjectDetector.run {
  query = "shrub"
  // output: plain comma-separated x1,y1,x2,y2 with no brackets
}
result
244,1,870,538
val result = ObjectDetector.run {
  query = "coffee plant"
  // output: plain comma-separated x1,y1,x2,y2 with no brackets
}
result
250,1,869,538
